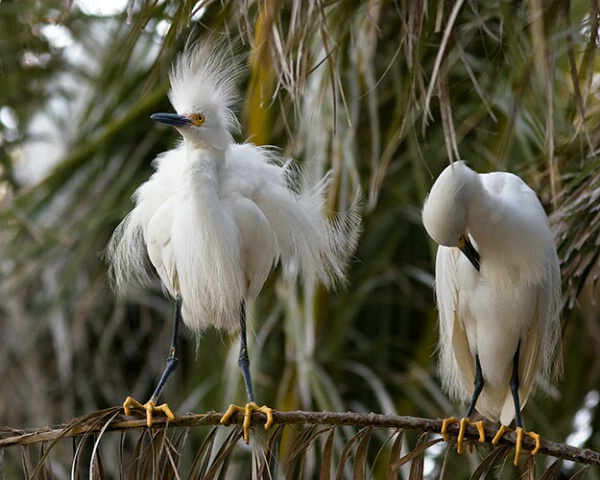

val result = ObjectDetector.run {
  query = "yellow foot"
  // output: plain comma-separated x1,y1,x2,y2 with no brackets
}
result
441,417,485,454
492,425,541,466
123,396,176,427
220,402,274,444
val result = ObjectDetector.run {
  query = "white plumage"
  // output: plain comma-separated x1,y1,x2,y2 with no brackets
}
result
106,40,360,438
422,161,562,426
106,41,360,336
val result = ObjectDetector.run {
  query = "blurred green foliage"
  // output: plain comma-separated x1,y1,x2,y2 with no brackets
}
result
1,0,599,477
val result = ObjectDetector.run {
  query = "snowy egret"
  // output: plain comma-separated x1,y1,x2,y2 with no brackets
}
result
422,161,562,465
106,40,360,443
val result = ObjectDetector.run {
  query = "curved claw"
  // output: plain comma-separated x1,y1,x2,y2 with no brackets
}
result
220,402,274,444
526,429,541,456
440,416,459,442
458,418,485,453
492,424,541,465
123,396,144,416
123,396,176,427
491,424,511,445
441,417,485,454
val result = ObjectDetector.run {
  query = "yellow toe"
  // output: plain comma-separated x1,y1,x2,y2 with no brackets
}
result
528,430,541,456
457,418,485,454
441,417,484,454
514,427,541,466
254,404,274,430
492,425,541,466
149,401,176,423
123,396,143,416
220,404,243,425
220,402,274,444
122,396,175,427
491,424,511,445
441,416,459,442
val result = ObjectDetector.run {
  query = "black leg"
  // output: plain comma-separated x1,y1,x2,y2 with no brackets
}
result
465,354,485,418
220,300,274,443
440,353,486,450
149,295,181,403
491,342,539,466
509,343,523,428
238,301,256,403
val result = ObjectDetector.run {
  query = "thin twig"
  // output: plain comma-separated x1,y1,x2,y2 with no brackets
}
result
0,408,598,466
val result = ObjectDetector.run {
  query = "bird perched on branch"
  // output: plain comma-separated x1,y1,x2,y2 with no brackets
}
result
106,39,360,443
422,161,562,465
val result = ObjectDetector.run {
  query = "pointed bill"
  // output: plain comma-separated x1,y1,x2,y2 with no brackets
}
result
151,112,193,127
458,235,480,272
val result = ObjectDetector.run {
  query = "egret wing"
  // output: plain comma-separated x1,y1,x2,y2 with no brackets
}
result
146,199,178,297
222,143,360,288
106,146,186,297
435,246,475,404
224,194,278,299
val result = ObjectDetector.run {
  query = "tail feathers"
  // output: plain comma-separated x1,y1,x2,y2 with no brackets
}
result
474,385,532,426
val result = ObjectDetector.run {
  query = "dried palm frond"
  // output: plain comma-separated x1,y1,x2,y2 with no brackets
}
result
0,409,597,479
552,165,600,308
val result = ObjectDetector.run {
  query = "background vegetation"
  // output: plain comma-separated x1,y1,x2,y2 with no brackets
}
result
1,0,599,477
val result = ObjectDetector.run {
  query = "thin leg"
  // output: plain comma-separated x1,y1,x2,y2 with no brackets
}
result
123,296,181,426
509,343,523,428
221,301,273,443
238,301,255,403
492,343,541,465
441,354,485,452
149,295,182,403
466,355,485,418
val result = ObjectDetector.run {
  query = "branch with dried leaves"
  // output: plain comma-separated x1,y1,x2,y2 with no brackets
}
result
0,407,597,467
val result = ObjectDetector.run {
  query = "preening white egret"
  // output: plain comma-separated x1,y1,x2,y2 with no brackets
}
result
422,161,562,465
106,40,360,443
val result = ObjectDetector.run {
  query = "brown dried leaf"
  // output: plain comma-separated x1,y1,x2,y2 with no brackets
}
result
385,429,404,480
569,465,590,480
319,425,336,480
287,424,337,478
202,426,243,480
408,433,429,480
469,445,509,479
391,437,443,470
20,444,33,479
524,453,536,480
353,426,373,480
188,426,220,479
256,423,285,478
539,458,562,480
334,427,367,480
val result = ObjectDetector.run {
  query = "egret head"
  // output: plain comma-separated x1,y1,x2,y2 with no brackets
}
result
152,40,243,151
422,161,480,270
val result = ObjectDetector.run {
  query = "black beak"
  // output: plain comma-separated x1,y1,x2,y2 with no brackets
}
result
459,235,480,272
150,113,193,127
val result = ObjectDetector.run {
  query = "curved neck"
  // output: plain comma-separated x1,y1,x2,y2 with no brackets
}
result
185,142,225,175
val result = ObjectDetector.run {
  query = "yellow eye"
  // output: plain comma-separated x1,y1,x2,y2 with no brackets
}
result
190,113,205,126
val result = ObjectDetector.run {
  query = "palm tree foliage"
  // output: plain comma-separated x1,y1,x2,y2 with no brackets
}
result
1,0,599,477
